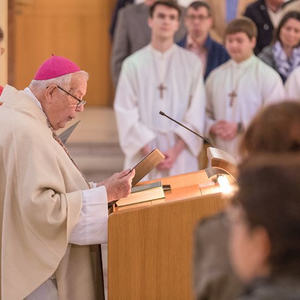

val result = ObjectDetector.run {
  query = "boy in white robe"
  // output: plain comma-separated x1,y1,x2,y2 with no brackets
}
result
205,17,285,158
285,65,300,100
114,0,206,180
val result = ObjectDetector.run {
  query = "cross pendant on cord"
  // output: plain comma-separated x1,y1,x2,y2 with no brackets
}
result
158,83,167,99
228,90,237,107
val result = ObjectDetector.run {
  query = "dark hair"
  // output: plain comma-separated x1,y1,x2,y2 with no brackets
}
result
149,0,181,19
0,27,3,42
225,17,257,39
274,10,300,46
239,101,300,157
187,1,211,16
234,155,300,277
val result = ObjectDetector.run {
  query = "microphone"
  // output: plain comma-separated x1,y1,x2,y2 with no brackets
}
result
159,111,212,145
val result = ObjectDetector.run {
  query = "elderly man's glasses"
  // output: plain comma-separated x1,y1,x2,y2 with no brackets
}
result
56,85,86,109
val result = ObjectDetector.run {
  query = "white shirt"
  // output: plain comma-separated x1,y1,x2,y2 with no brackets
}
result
268,7,283,27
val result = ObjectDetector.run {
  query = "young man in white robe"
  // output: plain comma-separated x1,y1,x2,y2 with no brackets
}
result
114,0,206,180
285,65,300,100
205,17,285,158
0,55,134,300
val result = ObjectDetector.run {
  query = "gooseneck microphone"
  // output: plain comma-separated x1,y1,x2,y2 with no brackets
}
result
159,111,212,145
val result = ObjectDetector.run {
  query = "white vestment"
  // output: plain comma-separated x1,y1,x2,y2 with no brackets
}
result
205,55,285,158
114,44,206,180
285,66,300,100
0,86,108,300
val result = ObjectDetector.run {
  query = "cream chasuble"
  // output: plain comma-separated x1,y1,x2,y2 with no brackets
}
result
0,86,105,300
285,66,300,100
205,55,285,158
114,44,206,179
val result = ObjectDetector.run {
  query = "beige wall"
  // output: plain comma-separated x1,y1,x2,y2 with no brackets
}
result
0,0,8,86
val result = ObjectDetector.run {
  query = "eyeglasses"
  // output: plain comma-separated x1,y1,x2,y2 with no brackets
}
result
186,15,210,21
56,85,87,109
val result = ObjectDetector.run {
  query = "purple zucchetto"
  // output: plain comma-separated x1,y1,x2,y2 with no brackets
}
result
34,55,81,80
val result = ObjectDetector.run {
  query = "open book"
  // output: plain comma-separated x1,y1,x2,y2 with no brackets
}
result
131,148,165,186
117,181,165,207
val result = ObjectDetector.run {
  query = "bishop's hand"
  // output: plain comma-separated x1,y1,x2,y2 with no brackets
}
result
97,169,135,202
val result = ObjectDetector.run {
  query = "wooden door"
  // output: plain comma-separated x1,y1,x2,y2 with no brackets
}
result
9,0,116,106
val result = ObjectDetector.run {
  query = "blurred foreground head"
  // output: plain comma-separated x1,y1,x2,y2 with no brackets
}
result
239,101,300,158
229,154,300,283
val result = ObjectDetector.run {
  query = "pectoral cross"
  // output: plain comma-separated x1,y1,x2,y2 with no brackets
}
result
158,83,167,99
228,90,237,107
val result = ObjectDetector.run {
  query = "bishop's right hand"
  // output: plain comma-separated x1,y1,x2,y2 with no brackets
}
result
97,169,135,203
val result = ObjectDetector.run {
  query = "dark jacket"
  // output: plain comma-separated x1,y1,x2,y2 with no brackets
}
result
244,0,274,55
109,0,134,38
244,0,295,55
177,35,230,80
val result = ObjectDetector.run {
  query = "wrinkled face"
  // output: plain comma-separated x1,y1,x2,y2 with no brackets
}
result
45,73,87,130
228,206,270,283
148,4,179,40
225,32,256,63
185,6,212,38
280,18,300,49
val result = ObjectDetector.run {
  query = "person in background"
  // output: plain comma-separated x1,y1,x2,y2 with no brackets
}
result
109,0,134,38
178,1,229,80
110,0,186,85
205,17,284,158
229,154,300,299
244,0,291,54
114,0,206,180
259,11,300,82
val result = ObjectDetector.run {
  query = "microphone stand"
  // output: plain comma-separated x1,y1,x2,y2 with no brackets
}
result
159,111,213,146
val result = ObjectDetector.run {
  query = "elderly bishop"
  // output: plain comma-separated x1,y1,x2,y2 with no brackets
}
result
0,56,134,300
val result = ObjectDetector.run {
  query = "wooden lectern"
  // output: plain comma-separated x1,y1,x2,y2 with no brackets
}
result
108,170,230,299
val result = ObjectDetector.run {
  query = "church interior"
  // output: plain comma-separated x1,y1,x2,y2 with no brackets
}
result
1,0,300,299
